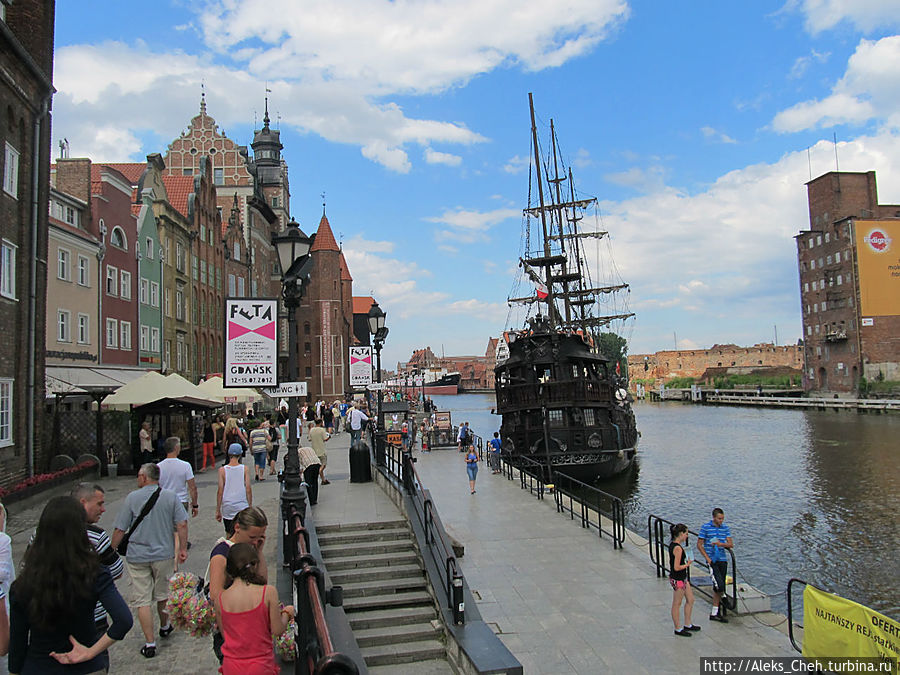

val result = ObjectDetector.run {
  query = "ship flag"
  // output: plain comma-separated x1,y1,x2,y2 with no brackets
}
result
521,260,549,300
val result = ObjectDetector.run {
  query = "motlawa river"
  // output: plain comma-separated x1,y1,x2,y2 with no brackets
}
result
430,393,900,618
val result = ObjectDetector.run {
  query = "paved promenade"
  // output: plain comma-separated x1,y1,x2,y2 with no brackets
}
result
6,425,797,674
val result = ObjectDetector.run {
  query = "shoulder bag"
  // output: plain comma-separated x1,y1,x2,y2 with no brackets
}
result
117,487,162,556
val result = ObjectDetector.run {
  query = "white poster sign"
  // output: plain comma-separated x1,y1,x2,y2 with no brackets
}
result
225,298,278,387
349,346,373,387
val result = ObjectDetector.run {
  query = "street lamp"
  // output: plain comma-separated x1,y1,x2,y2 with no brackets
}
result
272,217,315,529
367,301,388,464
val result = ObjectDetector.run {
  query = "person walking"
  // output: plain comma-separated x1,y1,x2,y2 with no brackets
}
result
111,463,188,659
267,415,280,476
308,419,331,485
9,496,133,673
298,447,322,505
488,432,502,473
207,507,269,664
669,523,700,636
221,418,248,460
139,421,154,466
348,403,369,447
216,444,253,535
158,437,199,520
249,420,271,482
201,417,216,472
215,543,294,675
322,406,334,435
697,507,733,623
465,446,479,494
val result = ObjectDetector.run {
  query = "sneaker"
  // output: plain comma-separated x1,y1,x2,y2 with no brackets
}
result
685,624,701,631
159,624,174,638
674,628,693,637
140,645,157,658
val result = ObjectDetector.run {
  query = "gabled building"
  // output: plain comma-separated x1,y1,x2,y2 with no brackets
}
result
135,190,163,369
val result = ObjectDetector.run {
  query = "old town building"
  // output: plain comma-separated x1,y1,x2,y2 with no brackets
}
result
0,0,54,484
796,171,900,393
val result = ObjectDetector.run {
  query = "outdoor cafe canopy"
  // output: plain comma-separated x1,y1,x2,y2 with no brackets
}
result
102,371,222,410
197,375,262,408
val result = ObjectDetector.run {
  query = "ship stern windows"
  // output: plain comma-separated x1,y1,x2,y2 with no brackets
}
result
548,409,565,427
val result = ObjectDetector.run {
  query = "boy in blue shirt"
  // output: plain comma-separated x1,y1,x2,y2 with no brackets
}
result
488,433,502,474
697,508,733,622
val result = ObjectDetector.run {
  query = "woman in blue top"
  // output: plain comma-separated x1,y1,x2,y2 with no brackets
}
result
9,496,133,674
465,448,479,494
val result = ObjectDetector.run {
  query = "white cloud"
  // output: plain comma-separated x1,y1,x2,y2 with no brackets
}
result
772,36,900,133
793,0,900,34
701,126,737,144
426,207,519,243
503,154,530,174
604,165,668,193
789,49,830,79
572,148,593,168
424,148,463,166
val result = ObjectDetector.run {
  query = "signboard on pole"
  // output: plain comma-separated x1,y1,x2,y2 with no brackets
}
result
225,298,278,387
262,382,308,398
366,382,386,391
349,346,373,387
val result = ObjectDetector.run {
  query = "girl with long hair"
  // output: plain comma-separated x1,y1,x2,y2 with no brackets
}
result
669,523,700,637
221,417,248,459
216,543,293,674
9,496,132,673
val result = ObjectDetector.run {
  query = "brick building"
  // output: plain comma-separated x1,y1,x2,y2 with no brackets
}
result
796,171,900,393
0,0,54,484
627,343,803,385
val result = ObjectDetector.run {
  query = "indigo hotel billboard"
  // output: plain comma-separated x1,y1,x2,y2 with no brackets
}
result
855,220,900,317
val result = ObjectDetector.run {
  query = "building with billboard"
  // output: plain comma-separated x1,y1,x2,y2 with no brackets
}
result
796,171,900,393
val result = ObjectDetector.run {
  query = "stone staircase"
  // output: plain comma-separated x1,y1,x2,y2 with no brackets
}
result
317,520,451,671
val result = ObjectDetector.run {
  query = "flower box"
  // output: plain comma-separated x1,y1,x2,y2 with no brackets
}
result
0,460,100,505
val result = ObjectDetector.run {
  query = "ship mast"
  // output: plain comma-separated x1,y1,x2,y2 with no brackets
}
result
549,120,574,325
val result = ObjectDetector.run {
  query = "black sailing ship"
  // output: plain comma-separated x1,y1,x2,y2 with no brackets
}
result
493,94,638,482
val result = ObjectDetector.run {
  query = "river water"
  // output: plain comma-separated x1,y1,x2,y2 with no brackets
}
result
430,393,900,618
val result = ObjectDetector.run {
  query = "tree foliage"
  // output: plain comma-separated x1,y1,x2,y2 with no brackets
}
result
597,332,628,378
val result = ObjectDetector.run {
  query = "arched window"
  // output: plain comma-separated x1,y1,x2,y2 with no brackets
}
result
110,226,127,251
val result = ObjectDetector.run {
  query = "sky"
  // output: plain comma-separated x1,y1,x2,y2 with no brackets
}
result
52,0,900,367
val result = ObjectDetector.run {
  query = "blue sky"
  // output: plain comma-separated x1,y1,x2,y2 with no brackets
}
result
53,1,900,367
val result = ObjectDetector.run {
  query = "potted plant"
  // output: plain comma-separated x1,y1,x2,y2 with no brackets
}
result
107,445,119,478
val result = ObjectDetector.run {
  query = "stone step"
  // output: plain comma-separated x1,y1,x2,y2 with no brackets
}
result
347,606,437,631
326,550,420,571
329,563,424,586
354,621,443,648
368,659,455,675
317,526,411,546
317,520,408,535
361,639,446,667
343,590,434,613
340,576,428,599
320,540,415,558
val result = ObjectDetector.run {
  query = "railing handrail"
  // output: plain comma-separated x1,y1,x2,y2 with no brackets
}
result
647,513,738,614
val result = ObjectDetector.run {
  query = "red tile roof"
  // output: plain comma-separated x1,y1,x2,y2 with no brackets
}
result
98,163,147,185
339,252,352,281
310,214,339,252
162,175,194,219
131,203,143,218
353,295,375,315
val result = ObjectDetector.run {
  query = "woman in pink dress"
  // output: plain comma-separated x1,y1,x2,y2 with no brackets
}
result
216,543,294,675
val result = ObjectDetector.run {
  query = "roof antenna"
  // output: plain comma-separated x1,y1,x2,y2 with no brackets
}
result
200,80,206,116
263,83,271,129
833,132,840,172
807,146,812,181
321,191,326,217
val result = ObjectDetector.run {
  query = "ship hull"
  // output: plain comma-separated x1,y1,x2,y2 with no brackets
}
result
423,383,458,395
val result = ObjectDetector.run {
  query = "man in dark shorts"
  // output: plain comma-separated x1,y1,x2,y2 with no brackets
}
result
697,507,733,622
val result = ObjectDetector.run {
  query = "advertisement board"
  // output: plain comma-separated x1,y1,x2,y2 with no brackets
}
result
855,220,900,317
225,298,278,387
349,346,373,387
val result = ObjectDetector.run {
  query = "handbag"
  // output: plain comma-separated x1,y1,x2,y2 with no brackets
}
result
117,487,162,556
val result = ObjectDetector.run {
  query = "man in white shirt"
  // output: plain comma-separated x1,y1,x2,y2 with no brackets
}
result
348,403,369,447
157,437,198,518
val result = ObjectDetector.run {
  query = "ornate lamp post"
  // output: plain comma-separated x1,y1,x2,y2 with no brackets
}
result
367,301,388,464
272,218,315,525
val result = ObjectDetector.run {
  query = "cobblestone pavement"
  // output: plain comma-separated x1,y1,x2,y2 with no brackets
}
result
3,433,356,673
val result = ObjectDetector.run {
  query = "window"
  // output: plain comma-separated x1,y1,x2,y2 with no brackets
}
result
57,309,71,342
145,238,154,259
0,379,12,446
58,248,71,281
1,240,16,299
233,241,240,262
164,340,171,369
105,265,118,296
200,300,206,326
165,289,171,317
77,314,90,344
120,270,131,300
816,235,822,246
583,409,595,426
803,282,808,293
811,280,817,291
192,255,198,280
3,143,19,198
825,232,830,243
818,258,823,268
837,275,842,286
106,318,118,348
844,250,850,262
304,341,311,354
200,225,206,242
305,367,312,377
192,295,198,324
237,276,245,297
175,241,186,272
251,279,257,296
228,274,236,296
810,259,816,270
813,303,818,313
150,281,159,307
808,238,814,249
140,325,150,351
200,260,207,285
216,268,222,290
65,206,78,226
806,325,811,336
77,255,90,286
176,284,185,321
176,336,186,371
821,301,826,311
182,168,192,176
140,279,149,304
826,254,832,265
165,237,171,265
271,196,279,208
120,321,131,350
548,409,564,427
214,168,224,185
151,327,160,352
110,227,127,250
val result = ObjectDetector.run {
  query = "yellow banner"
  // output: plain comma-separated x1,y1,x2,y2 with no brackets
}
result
803,585,900,664
855,220,900,316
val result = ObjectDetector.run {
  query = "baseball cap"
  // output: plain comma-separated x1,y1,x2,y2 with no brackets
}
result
228,443,243,455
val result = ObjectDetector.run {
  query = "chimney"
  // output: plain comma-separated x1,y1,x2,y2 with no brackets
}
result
55,158,92,208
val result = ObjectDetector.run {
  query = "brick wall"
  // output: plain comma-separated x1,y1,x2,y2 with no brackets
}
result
628,343,802,384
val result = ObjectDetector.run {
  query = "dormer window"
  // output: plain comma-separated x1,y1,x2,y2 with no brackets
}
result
110,227,127,251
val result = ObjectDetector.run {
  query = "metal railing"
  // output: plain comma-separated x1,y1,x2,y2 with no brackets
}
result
786,578,808,653
378,434,466,624
647,514,737,613
498,455,626,548
286,505,359,675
